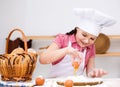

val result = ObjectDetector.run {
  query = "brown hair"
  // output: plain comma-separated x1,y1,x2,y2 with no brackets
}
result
66,27,78,35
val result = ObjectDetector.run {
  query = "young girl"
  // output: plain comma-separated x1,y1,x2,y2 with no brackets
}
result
39,8,116,78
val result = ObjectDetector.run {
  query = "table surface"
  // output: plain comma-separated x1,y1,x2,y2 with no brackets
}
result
0,78,120,87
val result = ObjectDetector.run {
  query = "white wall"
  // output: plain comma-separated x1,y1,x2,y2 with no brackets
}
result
25,0,120,35
0,0,120,79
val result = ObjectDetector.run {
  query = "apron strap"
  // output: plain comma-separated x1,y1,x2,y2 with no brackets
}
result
68,40,72,47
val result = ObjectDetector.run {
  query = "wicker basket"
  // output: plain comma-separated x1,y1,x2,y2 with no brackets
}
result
0,29,37,82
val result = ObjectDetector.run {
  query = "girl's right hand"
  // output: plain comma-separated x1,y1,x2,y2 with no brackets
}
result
66,47,83,64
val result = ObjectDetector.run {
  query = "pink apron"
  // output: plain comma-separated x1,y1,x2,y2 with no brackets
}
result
47,41,86,78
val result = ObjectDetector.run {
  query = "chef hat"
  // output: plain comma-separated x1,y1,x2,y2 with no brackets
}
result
74,8,116,36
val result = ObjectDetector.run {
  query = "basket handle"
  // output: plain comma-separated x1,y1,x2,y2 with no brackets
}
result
5,28,28,53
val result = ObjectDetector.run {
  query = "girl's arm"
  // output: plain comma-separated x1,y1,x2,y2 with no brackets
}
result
86,57,95,76
39,42,68,64
39,42,82,64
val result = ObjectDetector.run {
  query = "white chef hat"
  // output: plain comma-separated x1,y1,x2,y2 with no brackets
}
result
74,8,116,36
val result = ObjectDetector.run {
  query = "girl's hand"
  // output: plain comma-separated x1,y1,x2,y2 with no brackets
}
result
66,47,83,64
88,68,108,78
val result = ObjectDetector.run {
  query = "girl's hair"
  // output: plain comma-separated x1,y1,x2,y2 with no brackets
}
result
66,27,78,35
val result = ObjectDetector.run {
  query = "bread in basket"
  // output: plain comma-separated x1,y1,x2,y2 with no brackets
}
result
0,29,37,82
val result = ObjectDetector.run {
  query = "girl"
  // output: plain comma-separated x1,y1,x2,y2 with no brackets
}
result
39,8,116,78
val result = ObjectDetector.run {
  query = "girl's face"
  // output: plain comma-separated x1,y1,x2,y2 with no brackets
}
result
75,28,97,47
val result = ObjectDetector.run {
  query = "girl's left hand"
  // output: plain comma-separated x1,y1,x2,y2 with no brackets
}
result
88,68,108,78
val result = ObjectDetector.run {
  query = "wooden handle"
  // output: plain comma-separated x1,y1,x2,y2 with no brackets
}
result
5,28,28,53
